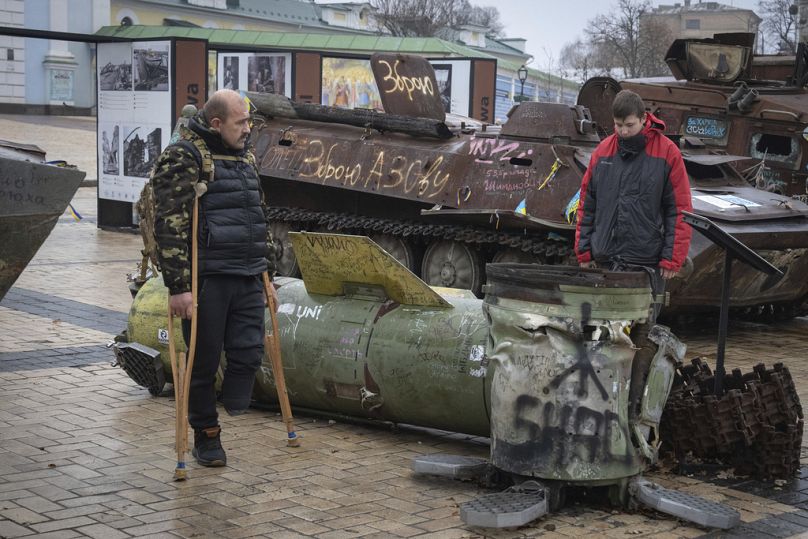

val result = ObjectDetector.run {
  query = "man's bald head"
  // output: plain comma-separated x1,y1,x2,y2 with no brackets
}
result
203,89,244,123
203,89,251,150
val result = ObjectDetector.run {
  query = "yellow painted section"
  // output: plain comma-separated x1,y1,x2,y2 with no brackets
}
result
290,232,450,308
430,286,477,299
111,1,285,30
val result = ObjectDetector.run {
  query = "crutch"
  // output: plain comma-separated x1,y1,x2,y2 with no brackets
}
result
262,272,300,447
167,183,205,480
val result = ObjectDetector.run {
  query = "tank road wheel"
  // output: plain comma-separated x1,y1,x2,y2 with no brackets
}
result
369,234,418,273
491,248,540,265
421,240,483,294
269,221,300,278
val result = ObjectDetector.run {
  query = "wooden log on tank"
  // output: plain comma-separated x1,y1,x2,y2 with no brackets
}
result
245,92,454,139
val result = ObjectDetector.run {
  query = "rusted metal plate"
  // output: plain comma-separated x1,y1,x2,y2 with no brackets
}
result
576,77,622,138
254,126,467,206
288,231,450,307
501,102,600,144
370,53,445,122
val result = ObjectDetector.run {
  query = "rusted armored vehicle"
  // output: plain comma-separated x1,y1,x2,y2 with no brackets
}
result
0,140,85,301
578,33,808,199
248,53,808,316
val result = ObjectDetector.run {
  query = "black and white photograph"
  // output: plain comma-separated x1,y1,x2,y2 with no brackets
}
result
123,125,162,178
248,55,286,94
98,43,132,91
101,124,120,175
133,43,169,91
222,56,239,90
433,64,453,113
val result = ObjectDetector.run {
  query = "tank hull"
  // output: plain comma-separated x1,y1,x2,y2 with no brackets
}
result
251,95,808,316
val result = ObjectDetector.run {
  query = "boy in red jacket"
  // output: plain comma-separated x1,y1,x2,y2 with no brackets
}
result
574,89,693,419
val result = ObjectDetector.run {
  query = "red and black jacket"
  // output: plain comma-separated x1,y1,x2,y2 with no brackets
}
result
574,113,692,272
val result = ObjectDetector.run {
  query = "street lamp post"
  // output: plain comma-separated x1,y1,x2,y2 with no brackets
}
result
790,3,799,52
517,65,528,102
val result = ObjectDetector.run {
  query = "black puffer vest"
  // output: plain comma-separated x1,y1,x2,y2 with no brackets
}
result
179,114,268,277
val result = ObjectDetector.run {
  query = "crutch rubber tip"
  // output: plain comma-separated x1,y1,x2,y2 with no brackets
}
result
174,464,187,481
287,432,301,447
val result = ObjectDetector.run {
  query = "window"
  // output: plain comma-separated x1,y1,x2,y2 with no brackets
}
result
685,18,701,30
6,49,13,61
120,16,133,26
333,12,347,23
750,133,801,169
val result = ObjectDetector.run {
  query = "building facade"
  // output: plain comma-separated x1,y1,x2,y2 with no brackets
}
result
1,0,572,116
0,1,24,106
648,1,762,49
0,0,109,113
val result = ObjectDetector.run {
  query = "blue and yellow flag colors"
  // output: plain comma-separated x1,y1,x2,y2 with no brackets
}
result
66,203,82,221
515,198,527,215
565,190,580,224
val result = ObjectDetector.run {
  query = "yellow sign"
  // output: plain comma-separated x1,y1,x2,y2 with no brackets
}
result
289,232,450,308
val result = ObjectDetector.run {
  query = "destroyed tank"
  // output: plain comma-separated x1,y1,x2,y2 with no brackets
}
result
578,33,808,199
248,53,808,317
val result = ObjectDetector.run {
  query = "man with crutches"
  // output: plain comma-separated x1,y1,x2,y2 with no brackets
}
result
151,89,279,470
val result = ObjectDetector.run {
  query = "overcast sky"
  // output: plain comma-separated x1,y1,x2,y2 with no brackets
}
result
468,0,761,68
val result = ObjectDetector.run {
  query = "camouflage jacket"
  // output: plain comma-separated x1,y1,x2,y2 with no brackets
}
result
150,112,276,295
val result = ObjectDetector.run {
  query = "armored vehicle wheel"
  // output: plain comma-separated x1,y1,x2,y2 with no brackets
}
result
492,248,540,265
270,221,300,277
369,234,418,272
421,240,483,294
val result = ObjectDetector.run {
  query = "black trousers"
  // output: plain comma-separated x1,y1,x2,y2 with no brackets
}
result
182,274,265,430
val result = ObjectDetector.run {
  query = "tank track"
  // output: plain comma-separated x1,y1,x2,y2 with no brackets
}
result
268,206,574,260
661,358,803,480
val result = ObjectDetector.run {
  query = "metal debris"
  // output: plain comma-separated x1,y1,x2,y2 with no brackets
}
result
662,358,803,479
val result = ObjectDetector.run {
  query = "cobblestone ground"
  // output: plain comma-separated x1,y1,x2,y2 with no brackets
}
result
2,116,808,538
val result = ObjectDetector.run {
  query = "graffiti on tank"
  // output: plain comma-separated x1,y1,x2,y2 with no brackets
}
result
512,395,633,465
377,59,435,101
684,116,727,139
469,137,533,164
482,167,534,195
260,134,453,198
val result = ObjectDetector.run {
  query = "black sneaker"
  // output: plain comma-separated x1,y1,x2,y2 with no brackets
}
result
192,426,226,467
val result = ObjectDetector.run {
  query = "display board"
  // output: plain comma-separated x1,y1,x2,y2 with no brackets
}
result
97,40,172,203
428,59,471,117
217,52,292,97
321,57,382,110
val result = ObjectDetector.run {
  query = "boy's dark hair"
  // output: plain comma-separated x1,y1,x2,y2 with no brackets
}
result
612,90,646,120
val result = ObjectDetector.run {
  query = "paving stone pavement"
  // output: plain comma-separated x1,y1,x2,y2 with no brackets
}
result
2,115,808,538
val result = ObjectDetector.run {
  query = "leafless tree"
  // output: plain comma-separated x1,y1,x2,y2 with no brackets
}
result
465,6,505,37
560,39,593,83
757,0,798,53
370,0,503,37
586,0,672,79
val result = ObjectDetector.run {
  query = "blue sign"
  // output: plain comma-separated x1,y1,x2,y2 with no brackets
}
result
685,116,728,139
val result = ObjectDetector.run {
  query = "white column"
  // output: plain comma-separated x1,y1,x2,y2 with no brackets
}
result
43,0,78,105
